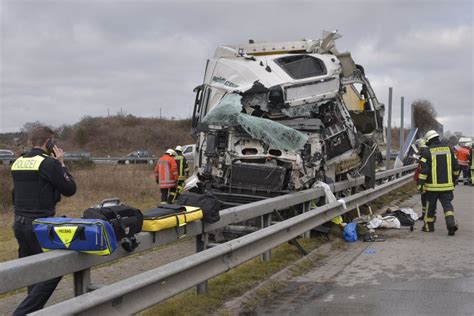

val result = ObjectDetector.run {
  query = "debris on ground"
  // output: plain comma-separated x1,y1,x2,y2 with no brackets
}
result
343,206,418,242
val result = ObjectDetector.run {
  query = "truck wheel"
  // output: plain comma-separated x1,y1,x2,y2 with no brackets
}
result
125,160,130,165
148,160,154,165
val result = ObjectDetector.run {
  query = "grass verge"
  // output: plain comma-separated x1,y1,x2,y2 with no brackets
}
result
139,237,327,316
0,164,160,263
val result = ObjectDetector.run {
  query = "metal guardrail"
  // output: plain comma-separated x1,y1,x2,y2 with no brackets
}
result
1,157,157,165
0,165,416,314
33,171,415,315
91,157,157,164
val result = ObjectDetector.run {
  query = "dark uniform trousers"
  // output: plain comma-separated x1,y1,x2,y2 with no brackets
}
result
420,192,427,219
424,190,457,232
12,217,62,315
160,188,176,204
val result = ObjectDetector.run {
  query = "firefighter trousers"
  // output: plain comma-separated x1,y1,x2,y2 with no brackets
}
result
424,190,457,233
420,192,427,219
160,188,177,204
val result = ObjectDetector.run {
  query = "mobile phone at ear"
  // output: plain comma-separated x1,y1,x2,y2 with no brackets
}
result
46,140,56,156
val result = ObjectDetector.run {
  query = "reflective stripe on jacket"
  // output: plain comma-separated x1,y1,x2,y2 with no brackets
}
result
154,154,178,188
418,141,460,191
174,154,189,181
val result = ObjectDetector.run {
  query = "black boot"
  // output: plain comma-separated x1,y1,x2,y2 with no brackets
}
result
448,224,458,236
446,216,458,236
422,221,435,232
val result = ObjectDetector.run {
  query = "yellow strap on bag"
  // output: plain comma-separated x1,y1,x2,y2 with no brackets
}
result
142,206,203,232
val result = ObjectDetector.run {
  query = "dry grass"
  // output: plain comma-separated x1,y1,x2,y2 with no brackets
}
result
57,164,159,217
0,164,161,262
0,166,13,212
61,116,194,156
139,238,325,316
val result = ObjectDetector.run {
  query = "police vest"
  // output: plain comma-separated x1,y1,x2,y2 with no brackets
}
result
11,154,49,214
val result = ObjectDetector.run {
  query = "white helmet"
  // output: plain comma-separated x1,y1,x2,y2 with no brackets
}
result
165,149,176,156
466,143,472,148
424,130,439,141
175,145,183,152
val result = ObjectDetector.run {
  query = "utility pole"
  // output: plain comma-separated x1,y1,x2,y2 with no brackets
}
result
386,87,393,170
400,96,404,152
160,108,162,119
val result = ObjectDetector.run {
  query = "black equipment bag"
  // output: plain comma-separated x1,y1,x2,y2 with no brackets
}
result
176,192,222,223
83,204,143,241
386,210,416,227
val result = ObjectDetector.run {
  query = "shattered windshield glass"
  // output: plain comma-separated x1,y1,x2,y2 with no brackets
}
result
282,103,320,117
203,94,308,151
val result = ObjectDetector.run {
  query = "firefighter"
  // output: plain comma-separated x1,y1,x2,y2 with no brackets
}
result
417,130,460,235
11,126,77,315
455,143,470,184
154,149,178,204
467,143,473,185
174,145,189,201
413,138,428,221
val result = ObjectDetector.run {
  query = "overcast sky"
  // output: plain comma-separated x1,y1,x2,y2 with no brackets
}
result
0,0,472,136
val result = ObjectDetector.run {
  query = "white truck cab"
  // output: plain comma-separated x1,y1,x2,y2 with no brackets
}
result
190,31,384,204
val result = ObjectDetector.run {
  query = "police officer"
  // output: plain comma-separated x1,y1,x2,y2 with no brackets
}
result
174,145,189,201
417,130,460,235
11,126,77,315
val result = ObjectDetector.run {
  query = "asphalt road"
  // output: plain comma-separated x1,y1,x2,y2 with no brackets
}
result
255,185,474,316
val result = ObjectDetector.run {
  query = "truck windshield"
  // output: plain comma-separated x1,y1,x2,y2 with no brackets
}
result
202,94,308,151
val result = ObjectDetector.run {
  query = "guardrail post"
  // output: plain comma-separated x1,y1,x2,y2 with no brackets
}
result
302,202,311,239
196,233,209,294
74,268,91,296
261,214,272,262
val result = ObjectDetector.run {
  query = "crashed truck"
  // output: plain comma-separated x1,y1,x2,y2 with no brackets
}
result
188,31,385,205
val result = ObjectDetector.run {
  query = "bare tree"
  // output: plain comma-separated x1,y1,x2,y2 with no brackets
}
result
443,131,463,147
18,121,45,146
412,99,439,137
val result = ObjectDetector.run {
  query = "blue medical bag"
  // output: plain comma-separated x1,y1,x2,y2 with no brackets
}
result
33,217,118,256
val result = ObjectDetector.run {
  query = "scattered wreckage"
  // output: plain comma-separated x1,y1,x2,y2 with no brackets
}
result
188,31,385,205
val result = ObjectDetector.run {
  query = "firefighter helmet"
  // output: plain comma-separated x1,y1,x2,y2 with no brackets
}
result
175,145,183,152
424,130,439,141
165,149,176,156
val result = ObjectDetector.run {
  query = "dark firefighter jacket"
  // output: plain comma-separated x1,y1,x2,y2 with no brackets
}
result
417,140,460,191
11,148,77,218
174,154,189,181
470,148,474,169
